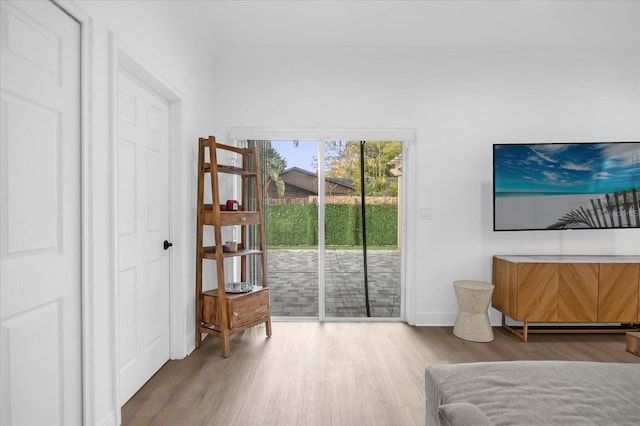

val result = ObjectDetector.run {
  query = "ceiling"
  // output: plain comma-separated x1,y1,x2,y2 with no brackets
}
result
194,0,640,50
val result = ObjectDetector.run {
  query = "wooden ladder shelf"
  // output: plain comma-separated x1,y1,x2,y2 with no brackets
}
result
195,136,271,357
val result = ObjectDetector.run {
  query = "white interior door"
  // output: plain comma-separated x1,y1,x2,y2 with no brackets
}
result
117,69,171,405
0,1,82,425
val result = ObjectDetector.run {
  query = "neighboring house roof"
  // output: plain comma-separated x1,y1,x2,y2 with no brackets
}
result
277,167,355,196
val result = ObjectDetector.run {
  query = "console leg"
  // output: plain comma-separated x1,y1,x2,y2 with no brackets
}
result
502,313,528,343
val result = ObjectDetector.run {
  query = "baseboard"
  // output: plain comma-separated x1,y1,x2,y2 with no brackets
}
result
97,412,117,426
412,312,457,326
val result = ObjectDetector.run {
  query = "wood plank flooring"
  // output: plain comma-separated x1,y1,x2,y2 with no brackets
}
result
122,323,640,426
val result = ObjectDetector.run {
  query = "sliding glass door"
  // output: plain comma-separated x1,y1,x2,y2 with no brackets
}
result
250,139,403,319
255,140,320,317
323,141,402,318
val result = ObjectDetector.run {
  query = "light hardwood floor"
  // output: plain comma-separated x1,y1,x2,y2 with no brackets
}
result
122,322,640,426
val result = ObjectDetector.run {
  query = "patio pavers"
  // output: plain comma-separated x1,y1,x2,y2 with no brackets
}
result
266,249,401,318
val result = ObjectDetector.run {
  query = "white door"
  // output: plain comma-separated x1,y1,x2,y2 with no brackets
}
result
0,1,82,425
117,70,171,404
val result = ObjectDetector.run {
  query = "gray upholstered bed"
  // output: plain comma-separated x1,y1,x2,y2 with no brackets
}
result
425,361,640,426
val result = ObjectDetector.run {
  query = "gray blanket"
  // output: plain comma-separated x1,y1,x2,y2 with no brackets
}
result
426,361,640,426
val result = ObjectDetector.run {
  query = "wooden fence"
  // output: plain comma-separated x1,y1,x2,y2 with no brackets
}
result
265,196,398,205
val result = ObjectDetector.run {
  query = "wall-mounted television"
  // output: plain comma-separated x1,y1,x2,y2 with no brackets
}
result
493,141,640,231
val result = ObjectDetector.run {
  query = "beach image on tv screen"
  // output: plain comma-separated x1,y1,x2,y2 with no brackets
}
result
493,142,640,230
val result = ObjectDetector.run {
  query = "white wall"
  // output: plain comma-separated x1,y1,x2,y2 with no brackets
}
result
64,1,217,425
210,45,640,325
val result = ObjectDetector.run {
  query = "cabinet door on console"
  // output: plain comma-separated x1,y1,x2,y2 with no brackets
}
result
598,263,639,322
558,263,598,322
518,263,559,321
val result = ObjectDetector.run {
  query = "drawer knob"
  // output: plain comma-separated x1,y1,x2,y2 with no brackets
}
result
233,312,239,317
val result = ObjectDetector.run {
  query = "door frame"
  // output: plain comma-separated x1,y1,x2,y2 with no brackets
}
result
42,1,93,423
109,33,185,420
229,128,415,323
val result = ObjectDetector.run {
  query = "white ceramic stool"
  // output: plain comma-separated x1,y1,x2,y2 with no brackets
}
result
453,280,495,342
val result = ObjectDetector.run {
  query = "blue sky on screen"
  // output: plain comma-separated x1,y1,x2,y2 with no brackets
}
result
271,140,318,172
494,142,640,195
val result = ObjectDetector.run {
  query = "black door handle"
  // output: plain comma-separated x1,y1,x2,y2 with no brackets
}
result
163,240,173,250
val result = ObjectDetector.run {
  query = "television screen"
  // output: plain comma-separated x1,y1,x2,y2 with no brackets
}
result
493,142,640,231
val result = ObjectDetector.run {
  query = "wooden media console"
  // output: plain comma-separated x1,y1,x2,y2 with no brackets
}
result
492,255,640,342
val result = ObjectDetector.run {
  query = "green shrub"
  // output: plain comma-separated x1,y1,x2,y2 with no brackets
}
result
264,203,397,247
